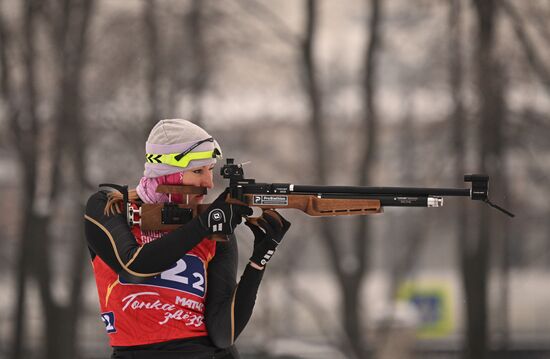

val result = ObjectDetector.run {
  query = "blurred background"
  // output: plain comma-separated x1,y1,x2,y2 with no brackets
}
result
0,0,548,358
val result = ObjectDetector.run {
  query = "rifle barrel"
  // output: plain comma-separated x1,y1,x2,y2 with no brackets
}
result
291,185,470,198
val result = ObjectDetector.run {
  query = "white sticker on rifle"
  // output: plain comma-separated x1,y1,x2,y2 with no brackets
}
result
253,195,288,206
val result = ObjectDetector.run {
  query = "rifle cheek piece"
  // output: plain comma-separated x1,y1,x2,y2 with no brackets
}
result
464,174,489,201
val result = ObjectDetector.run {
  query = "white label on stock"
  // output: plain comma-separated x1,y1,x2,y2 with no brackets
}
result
253,195,289,206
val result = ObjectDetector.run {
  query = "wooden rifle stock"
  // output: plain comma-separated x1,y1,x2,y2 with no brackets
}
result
227,194,382,216
137,191,382,233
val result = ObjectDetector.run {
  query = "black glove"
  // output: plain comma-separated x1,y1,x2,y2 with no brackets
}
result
198,189,253,236
245,209,291,267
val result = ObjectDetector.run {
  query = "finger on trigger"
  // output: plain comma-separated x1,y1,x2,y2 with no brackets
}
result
246,217,260,227
262,209,283,227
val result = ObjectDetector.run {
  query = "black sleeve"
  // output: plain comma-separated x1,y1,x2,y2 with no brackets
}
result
84,191,209,279
204,236,264,348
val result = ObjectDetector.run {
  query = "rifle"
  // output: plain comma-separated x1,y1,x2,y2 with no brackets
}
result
103,158,514,234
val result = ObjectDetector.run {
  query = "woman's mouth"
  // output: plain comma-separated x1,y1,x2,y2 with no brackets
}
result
194,195,205,203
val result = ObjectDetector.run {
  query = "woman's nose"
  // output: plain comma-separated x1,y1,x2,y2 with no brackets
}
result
201,173,214,189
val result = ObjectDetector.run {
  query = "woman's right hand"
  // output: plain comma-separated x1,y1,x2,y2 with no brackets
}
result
245,209,291,268
198,189,253,236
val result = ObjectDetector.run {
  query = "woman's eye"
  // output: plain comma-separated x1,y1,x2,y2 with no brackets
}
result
193,169,202,174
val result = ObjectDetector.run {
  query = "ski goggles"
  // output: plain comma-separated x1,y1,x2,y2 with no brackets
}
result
145,137,222,168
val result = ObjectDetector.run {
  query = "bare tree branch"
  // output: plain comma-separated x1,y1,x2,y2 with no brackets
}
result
502,0,550,95
232,0,300,47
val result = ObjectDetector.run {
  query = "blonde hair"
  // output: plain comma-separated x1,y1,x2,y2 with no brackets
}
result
104,188,140,216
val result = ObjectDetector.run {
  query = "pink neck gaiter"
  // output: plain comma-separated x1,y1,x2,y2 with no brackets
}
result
135,172,184,204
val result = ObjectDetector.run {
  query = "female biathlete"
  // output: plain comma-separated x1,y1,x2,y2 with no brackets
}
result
84,119,290,359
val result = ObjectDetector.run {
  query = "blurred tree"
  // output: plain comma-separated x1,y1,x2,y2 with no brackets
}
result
187,0,208,127
448,0,465,189
143,0,161,132
354,0,382,355
41,0,96,356
502,1,550,272
376,99,426,359
463,1,511,358
3,1,40,358
300,0,352,355
446,0,481,357
300,0,382,358
2,0,96,358
497,0,550,348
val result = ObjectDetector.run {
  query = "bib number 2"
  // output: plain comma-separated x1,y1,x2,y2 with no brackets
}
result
120,254,206,297
160,258,205,293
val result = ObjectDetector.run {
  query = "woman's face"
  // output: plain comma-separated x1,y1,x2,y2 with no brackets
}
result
180,164,215,204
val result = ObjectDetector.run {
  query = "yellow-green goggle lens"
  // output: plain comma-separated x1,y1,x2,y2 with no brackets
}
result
146,149,220,168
